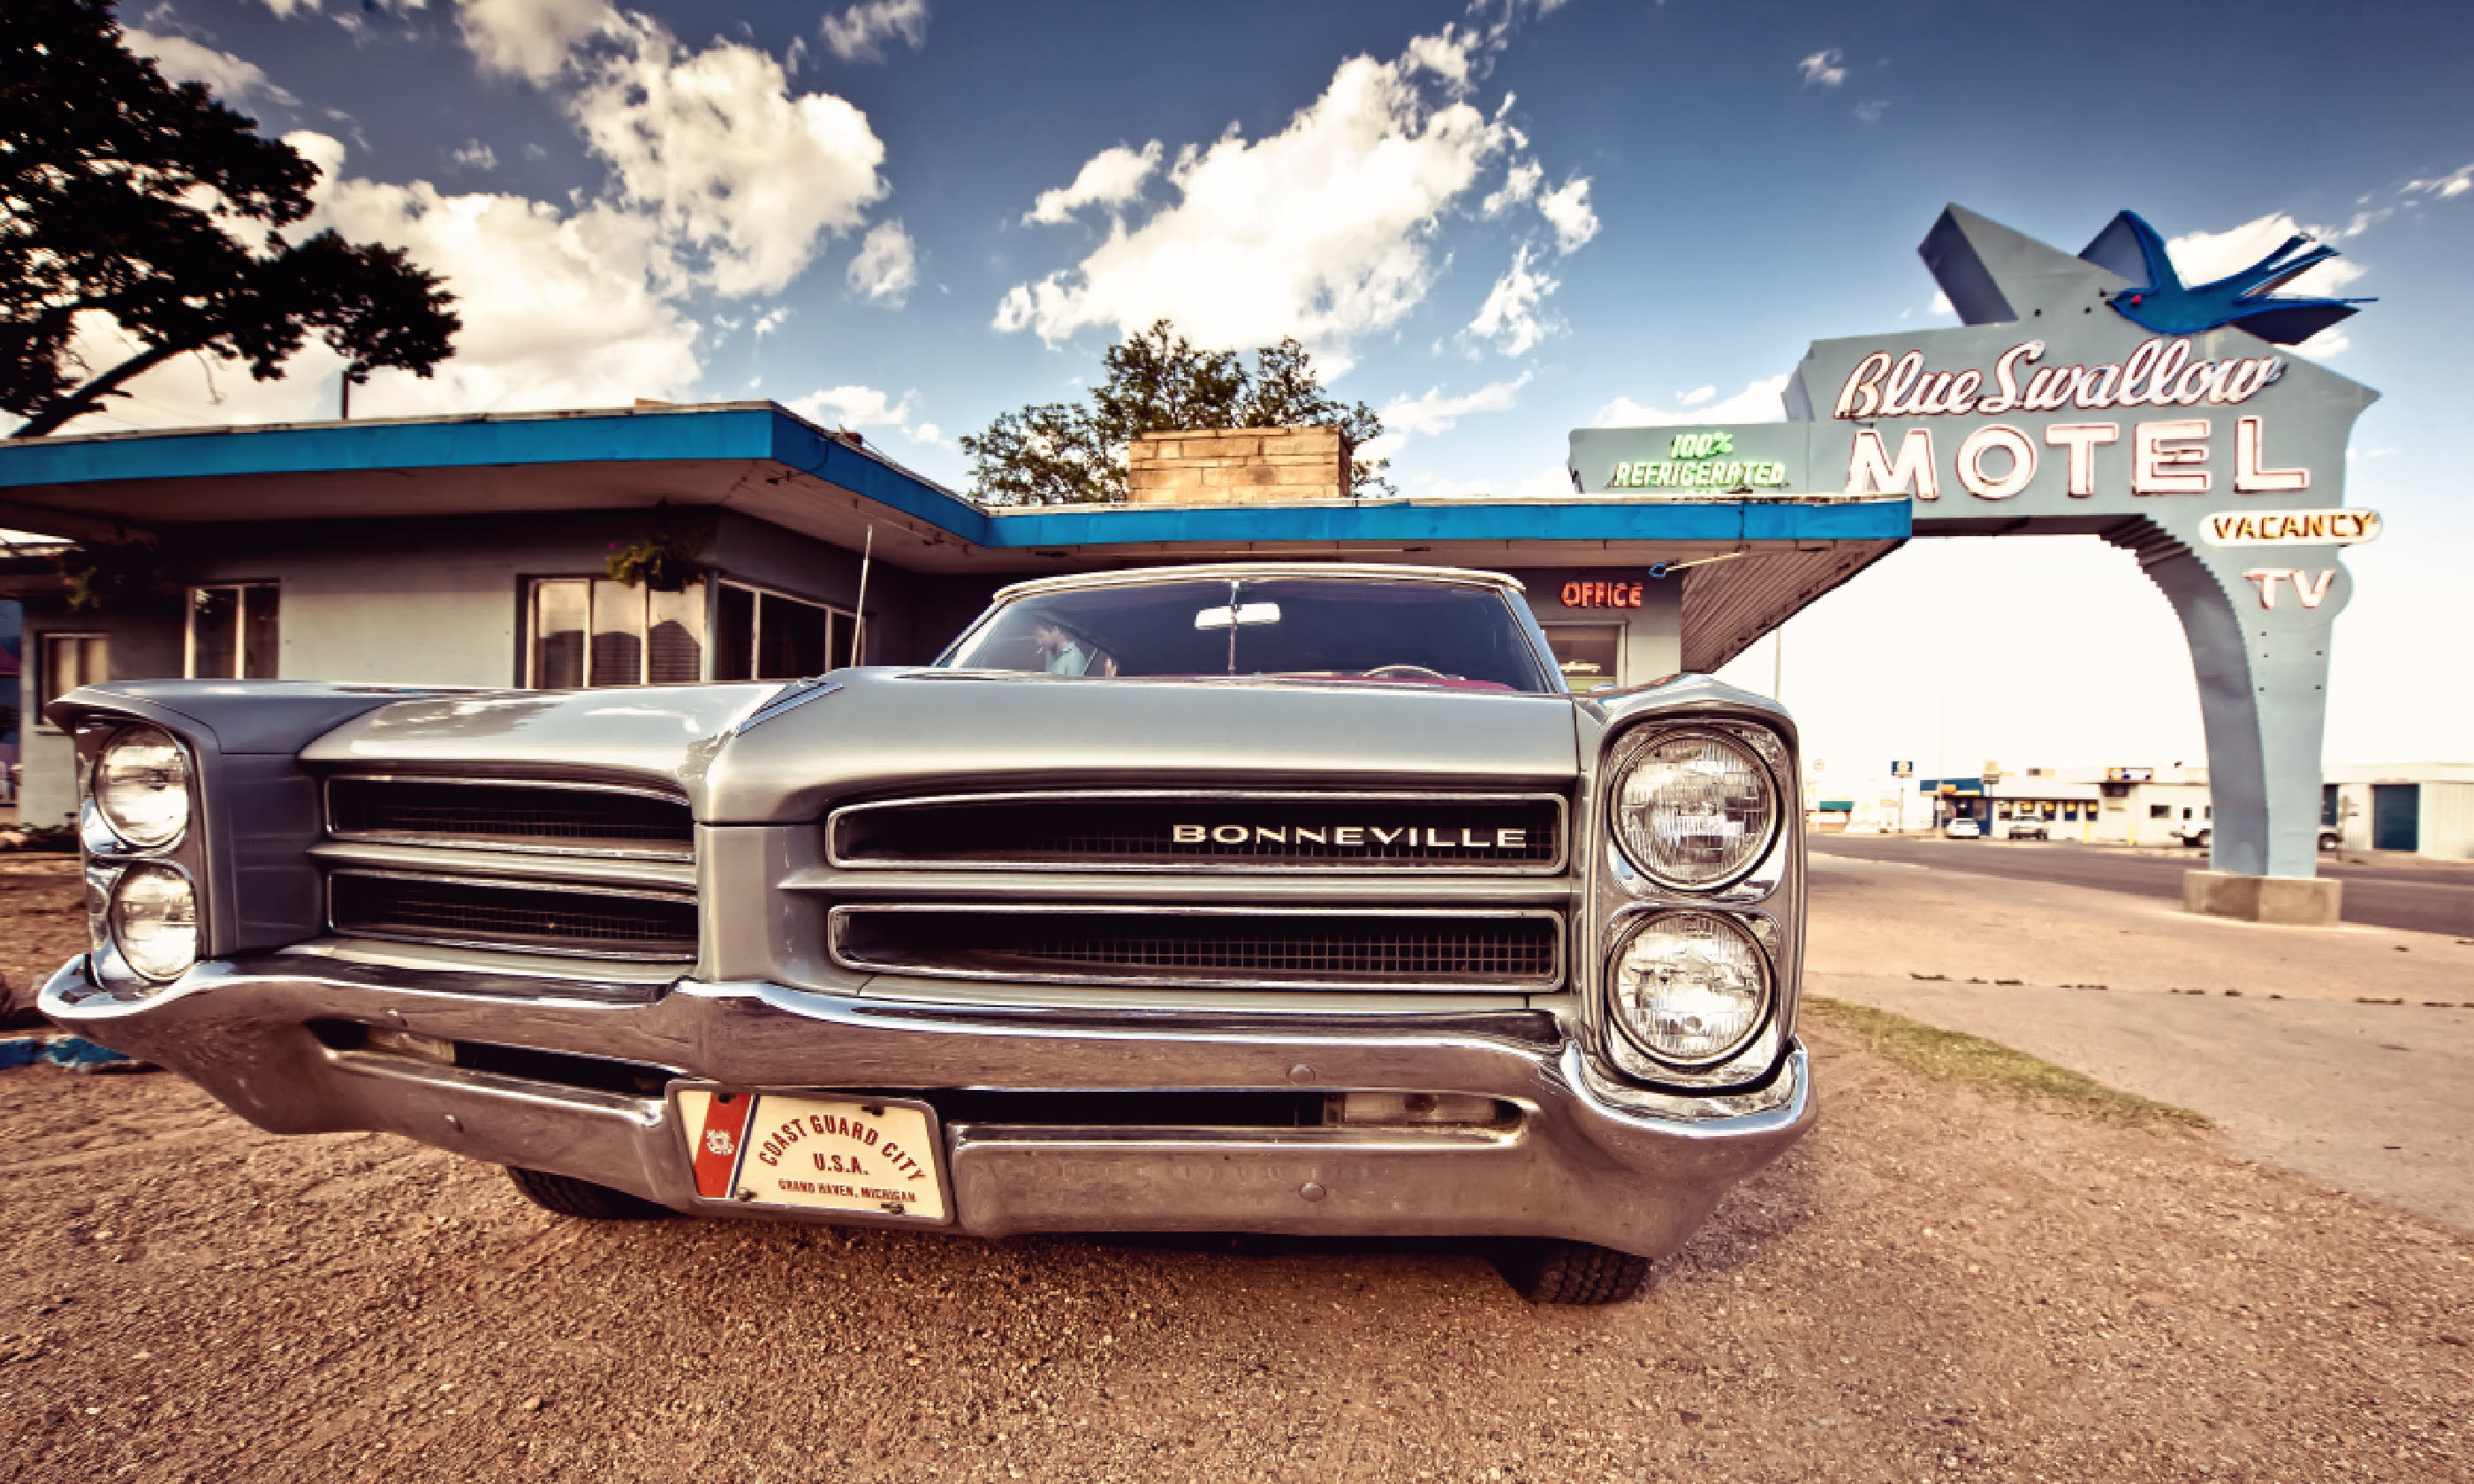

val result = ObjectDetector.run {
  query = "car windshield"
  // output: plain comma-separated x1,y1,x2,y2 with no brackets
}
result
938,578,1552,693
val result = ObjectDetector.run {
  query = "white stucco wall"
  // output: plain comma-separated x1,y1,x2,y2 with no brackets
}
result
262,550,518,686
18,725,76,830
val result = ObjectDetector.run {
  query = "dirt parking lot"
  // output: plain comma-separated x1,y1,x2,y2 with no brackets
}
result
5,1001,2470,1481
5,853,2471,1480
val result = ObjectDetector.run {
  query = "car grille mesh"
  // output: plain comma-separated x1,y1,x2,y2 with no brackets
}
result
832,908,1561,989
326,778,694,859
831,793,1563,871
329,872,696,961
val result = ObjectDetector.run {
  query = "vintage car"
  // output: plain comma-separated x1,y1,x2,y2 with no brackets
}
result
41,563,1812,1304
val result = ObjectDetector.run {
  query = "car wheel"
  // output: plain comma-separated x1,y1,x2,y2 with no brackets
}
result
504,1165,677,1221
1491,1239,1653,1305
2319,835,2339,852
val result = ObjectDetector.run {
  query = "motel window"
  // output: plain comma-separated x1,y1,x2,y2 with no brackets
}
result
528,578,710,688
2149,804,2172,819
186,583,279,679
38,633,108,716
1542,625,1621,693
710,581,855,682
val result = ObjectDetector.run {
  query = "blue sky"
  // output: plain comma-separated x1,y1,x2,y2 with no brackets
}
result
65,0,2474,775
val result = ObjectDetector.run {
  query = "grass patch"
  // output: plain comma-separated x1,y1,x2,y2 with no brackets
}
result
1804,996,2215,1132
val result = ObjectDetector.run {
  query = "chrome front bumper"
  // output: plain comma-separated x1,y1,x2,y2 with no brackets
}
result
41,955,1814,1259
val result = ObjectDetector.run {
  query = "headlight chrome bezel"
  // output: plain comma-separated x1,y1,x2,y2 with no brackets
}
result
1605,724,1783,894
106,859,202,985
72,715,211,990
1604,907,1775,1070
92,723,194,852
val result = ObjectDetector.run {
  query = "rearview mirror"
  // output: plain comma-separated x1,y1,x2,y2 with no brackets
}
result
1194,602,1282,631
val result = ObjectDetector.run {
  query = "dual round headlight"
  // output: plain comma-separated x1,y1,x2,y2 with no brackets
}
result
95,726,191,848
1608,910,1770,1065
109,863,200,983
1610,728,1779,890
1606,728,1783,1070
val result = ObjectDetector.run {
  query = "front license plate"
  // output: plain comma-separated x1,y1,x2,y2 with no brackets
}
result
677,1088,949,1222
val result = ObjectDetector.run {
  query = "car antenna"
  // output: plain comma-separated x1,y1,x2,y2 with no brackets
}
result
852,525,873,666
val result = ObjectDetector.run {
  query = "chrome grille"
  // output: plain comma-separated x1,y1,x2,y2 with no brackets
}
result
325,777,694,860
828,791,1566,873
830,906,1562,990
329,871,696,961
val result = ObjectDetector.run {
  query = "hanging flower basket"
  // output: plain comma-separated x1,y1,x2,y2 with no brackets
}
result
56,538,177,614
604,505,714,593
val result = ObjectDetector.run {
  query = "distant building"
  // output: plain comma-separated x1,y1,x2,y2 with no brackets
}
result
1915,764,2212,844
2323,764,2474,859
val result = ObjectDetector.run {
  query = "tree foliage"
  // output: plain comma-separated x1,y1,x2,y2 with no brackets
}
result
960,321,1389,504
1,0,460,436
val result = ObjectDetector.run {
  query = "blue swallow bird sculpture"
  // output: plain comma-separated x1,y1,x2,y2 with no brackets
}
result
2078,210,2372,345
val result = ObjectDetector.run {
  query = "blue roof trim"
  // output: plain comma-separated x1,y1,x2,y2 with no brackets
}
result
0,406,782,488
763,413,994,542
981,496,1907,547
0,405,1910,549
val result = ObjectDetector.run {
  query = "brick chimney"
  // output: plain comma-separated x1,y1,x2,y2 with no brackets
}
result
1126,426,1350,504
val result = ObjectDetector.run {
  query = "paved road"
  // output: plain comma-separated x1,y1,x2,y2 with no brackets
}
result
1811,833,2474,936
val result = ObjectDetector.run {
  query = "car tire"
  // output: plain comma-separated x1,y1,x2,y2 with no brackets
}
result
2318,835,2340,852
504,1165,676,1221
1491,1239,1653,1305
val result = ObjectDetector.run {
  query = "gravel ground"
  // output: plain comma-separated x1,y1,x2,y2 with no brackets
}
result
4,1023,2470,1481
5,852,2470,1480
0,858,82,1016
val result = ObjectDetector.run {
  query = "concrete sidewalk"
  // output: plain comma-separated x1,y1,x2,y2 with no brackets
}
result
1807,850,2474,1232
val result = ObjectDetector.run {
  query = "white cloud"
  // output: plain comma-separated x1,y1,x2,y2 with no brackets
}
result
2405,163,2472,199
1537,175,1596,254
450,140,497,170
50,130,702,431
125,29,299,107
2165,214,2365,299
255,0,321,15
792,384,909,425
789,385,925,442
1797,49,1846,87
565,14,888,297
1596,375,1790,427
819,0,929,64
1929,289,1953,316
1514,463,1575,499
1852,98,1888,124
300,133,702,411
1481,159,1541,216
993,29,1519,355
1376,372,1532,442
1679,384,1715,406
455,0,612,83
1465,244,1557,357
1022,141,1163,226
910,420,943,445
846,220,918,306
752,307,790,337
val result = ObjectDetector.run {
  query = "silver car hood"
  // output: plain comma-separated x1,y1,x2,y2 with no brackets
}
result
698,670,1583,823
309,670,1582,822
309,672,1573,821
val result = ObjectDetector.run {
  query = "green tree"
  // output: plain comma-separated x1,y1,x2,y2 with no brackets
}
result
961,321,1389,504
1,0,460,436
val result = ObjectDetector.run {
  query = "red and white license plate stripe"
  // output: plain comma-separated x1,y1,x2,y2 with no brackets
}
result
690,1089,756,1200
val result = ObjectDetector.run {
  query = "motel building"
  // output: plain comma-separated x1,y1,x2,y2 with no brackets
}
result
1915,766,2212,845
0,402,1904,829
